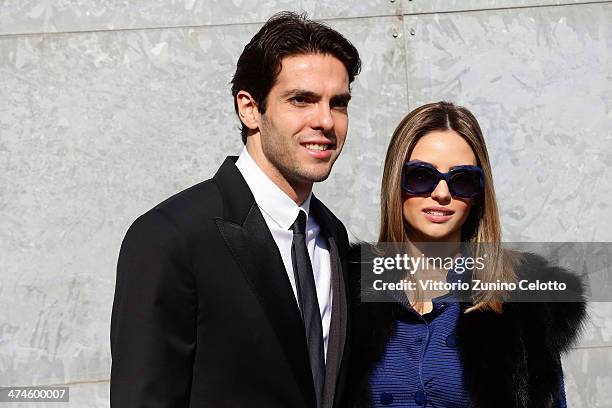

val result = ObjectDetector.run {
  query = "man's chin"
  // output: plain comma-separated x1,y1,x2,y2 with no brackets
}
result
303,167,334,183
289,168,333,185
311,174,331,183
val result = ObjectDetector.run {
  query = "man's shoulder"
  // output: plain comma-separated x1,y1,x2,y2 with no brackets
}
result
311,196,349,242
152,177,222,217
126,177,224,241
310,194,344,227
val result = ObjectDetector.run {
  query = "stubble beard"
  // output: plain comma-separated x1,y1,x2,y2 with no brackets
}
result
260,119,338,187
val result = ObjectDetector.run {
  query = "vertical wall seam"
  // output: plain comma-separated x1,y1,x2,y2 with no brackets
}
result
400,3,411,110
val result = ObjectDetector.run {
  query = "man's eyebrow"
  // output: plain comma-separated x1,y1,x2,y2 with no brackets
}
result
280,89,320,99
280,89,352,103
331,93,352,104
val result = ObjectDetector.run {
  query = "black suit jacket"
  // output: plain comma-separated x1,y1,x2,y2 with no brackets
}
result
110,156,351,407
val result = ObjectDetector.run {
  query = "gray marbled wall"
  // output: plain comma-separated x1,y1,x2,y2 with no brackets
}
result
1,1,610,406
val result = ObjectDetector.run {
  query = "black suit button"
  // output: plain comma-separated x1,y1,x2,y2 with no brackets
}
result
380,392,393,405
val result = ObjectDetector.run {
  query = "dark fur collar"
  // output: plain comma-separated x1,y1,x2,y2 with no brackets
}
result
347,245,587,408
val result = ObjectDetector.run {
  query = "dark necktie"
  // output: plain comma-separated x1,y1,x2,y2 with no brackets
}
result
290,210,325,408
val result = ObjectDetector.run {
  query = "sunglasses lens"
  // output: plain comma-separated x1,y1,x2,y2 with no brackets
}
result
449,170,482,197
404,166,438,194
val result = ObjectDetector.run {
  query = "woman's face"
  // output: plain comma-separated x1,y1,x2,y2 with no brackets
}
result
403,129,477,243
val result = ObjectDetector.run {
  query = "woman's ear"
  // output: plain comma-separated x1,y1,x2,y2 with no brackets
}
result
236,90,260,132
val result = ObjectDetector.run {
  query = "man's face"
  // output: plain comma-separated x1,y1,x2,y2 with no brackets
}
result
255,53,351,189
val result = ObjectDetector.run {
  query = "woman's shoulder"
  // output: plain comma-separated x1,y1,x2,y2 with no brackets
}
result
508,251,588,352
511,251,586,303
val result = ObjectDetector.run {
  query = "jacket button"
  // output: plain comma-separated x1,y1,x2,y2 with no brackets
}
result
380,392,393,405
446,333,459,348
414,389,427,405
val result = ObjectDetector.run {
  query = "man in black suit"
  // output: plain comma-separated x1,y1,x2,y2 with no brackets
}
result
110,12,361,408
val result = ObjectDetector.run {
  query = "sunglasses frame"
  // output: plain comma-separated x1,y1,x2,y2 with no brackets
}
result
402,161,484,198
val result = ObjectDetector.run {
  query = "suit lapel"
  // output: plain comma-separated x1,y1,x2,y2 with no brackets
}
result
310,197,349,408
213,157,315,406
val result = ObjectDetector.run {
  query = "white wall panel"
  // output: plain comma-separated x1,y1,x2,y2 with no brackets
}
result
563,346,612,407
579,303,612,348
404,0,610,14
304,0,400,20
0,0,399,36
0,1,296,36
403,3,611,242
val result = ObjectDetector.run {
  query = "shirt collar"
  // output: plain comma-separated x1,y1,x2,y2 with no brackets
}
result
235,147,312,230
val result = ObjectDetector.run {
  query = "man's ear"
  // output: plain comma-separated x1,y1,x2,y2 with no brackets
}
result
236,90,260,132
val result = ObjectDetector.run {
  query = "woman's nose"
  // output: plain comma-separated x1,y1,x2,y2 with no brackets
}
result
430,180,451,203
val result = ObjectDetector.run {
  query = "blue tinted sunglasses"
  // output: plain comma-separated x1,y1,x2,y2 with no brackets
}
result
402,161,484,198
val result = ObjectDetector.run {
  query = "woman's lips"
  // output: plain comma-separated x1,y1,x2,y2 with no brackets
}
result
422,207,454,223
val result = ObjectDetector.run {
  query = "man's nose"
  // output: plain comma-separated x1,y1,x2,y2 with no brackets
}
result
311,103,334,132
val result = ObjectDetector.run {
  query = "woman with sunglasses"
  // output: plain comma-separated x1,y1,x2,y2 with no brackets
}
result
347,101,586,407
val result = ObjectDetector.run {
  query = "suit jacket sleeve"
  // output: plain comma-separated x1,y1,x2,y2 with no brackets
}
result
110,209,197,407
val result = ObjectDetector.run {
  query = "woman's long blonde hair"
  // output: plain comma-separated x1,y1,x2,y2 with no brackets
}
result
378,101,519,313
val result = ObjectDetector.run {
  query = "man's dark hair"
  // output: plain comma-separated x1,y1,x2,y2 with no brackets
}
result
231,11,361,144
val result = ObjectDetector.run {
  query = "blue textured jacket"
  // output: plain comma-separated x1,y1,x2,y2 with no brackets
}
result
368,293,567,407
347,247,586,408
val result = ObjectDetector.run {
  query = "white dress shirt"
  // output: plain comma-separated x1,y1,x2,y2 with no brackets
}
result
235,147,333,360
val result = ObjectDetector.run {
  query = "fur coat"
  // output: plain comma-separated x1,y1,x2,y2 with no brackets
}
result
347,245,587,408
